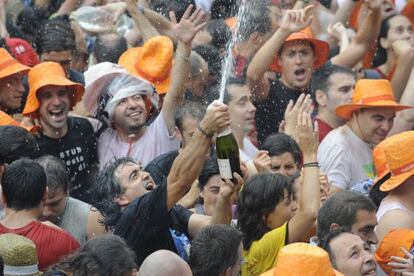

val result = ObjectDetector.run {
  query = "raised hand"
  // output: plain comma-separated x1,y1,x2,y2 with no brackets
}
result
283,93,313,140
169,5,207,46
253,150,272,173
219,172,244,199
363,0,382,11
200,100,230,135
296,111,319,159
279,5,314,34
327,22,347,42
388,247,414,275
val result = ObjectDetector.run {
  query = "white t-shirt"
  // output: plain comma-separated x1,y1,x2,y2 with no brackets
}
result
98,114,180,169
317,125,375,190
240,137,258,162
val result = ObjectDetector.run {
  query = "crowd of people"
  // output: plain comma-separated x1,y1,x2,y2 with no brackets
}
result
0,0,414,275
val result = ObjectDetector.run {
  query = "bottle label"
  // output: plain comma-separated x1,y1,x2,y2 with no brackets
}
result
217,158,233,179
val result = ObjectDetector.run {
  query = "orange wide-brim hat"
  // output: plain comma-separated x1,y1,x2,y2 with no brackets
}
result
372,137,394,184
0,48,30,80
375,228,414,275
118,36,173,95
261,243,343,276
0,111,40,133
270,27,329,72
380,131,414,192
336,79,411,120
23,62,84,116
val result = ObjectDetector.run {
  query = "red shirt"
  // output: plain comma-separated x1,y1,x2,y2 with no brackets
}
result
0,221,80,271
315,118,333,142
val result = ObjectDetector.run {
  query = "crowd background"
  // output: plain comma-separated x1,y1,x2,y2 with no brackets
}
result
0,0,414,275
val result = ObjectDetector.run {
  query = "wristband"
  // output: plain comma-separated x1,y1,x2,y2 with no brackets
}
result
303,162,320,168
197,124,213,138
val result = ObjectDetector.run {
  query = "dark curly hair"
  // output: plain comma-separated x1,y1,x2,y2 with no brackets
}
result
90,158,135,228
237,173,293,250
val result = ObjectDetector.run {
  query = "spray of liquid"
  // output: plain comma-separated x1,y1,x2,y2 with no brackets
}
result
218,0,255,102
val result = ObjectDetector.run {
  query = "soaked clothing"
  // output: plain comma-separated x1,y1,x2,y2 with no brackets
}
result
255,79,311,145
56,197,90,245
98,113,180,169
114,181,192,265
35,117,98,203
0,221,80,271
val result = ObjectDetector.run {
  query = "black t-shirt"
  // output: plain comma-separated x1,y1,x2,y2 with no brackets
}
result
35,117,97,203
144,150,179,186
114,181,192,265
255,79,311,145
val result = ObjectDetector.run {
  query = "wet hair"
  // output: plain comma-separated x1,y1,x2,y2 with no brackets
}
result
261,133,303,167
0,126,37,165
2,158,47,211
90,158,134,227
369,175,390,208
210,0,238,19
319,227,350,267
16,6,49,41
193,44,222,80
238,2,271,41
36,16,76,55
189,52,206,79
206,19,231,50
155,0,195,21
317,191,376,242
237,173,293,250
94,32,128,64
174,101,205,133
190,224,242,276
35,155,71,193
372,14,398,68
47,235,137,276
198,157,220,191
222,77,247,105
311,65,355,101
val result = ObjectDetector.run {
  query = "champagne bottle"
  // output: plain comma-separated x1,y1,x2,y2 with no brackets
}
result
216,127,242,180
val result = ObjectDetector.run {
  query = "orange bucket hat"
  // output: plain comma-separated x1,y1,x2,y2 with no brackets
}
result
118,36,173,95
261,243,343,276
375,228,414,275
380,131,414,192
0,48,30,80
270,27,329,72
0,111,39,133
336,79,411,120
372,137,394,184
23,62,84,116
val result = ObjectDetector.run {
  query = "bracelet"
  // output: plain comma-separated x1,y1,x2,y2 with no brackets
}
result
303,162,320,168
197,124,213,138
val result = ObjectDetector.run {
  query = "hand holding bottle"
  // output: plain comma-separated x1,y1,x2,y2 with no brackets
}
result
199,100,230,136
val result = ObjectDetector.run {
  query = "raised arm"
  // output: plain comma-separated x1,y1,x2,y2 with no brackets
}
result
161,5,206,133
0,0,9,38
389,65,414,135
127,0,160,41
247,6,314,102
166,102,230,210
389,40,414,101
287,112,320,243
331,0,381,68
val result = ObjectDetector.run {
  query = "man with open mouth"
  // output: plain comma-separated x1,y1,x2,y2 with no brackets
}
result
22,62,98,204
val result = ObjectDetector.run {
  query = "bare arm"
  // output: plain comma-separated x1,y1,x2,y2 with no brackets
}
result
287,112,320,243
166,102,230,210
86,208,107,240
176,180,200,208
376,210,414,242
331,0,381,68
142,8,177,40
188,174,243,238
0,0,8,39
389,40,414,101
389,65,414,135
127,0,160,41
247,6,314,102
161,5,207,133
